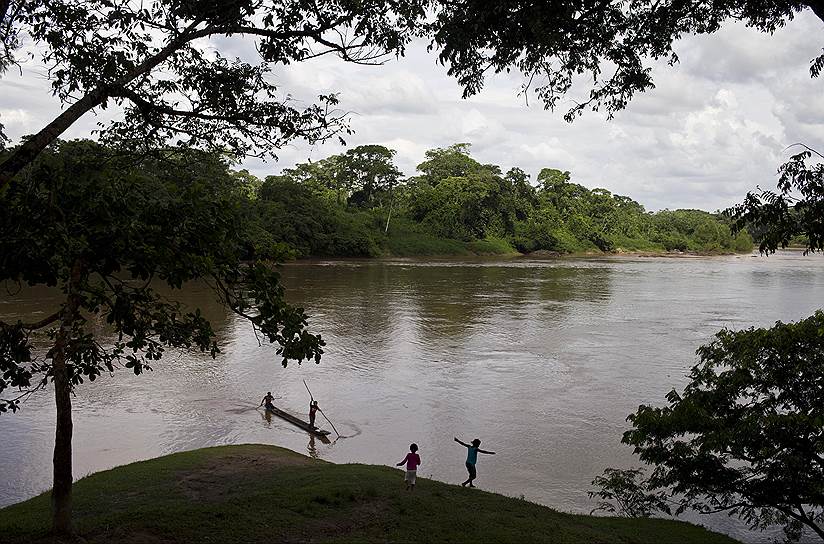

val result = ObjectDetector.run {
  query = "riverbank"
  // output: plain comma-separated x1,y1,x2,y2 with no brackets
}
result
380,222,753,258
0,444,738,543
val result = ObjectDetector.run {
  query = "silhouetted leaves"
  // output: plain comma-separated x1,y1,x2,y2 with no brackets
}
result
589,467,672,518
728,147,824,254
623,311,824,541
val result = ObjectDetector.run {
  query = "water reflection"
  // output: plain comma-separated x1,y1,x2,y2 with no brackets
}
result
2,254,824,543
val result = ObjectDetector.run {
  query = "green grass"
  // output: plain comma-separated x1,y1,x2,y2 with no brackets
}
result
385,219,519,257
0,444,739,543
467,236,518,255
385,230,472,256
383,217,472,256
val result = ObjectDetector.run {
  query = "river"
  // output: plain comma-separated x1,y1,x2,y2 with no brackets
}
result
1,251,823,542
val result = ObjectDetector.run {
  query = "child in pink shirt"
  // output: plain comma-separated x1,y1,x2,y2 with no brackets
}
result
396,443,421,491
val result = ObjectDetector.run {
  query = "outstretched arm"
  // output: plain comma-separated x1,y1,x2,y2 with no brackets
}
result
478,448,496,455
454,437,469,447
396,453,409,467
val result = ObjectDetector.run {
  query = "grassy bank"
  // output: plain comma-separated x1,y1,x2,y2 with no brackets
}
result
0,444,739,543
384,219,519,257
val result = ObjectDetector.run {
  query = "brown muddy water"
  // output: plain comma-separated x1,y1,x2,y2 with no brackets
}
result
2,251,823,542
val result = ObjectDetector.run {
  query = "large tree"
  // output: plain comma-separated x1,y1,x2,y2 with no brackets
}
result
623,312,824,541
338,144,402,209
0,140,323,533
0,0,429,186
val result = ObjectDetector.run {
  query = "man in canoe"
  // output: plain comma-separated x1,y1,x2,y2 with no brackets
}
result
259,392,276,411
454,437,495,488
309,400,319,428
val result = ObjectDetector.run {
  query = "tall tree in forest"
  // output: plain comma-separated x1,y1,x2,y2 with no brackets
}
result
415,143,485,185
338,144,402,209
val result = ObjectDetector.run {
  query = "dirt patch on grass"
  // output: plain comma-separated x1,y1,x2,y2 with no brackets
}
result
282,499,392,543
177,446,316,502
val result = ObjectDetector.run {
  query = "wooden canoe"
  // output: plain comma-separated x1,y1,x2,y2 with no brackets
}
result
265,404,331,437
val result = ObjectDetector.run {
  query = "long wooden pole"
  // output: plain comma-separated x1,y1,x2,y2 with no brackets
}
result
303,380,341,437
319,408,341,438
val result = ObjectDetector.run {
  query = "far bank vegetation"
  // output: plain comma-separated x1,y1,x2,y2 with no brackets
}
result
251,143,754,258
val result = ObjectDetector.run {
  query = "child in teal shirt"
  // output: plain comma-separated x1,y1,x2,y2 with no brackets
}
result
454,437,495,487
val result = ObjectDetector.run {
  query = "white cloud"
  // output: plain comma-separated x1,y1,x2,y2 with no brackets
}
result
0,109,31,129
519,140,577,171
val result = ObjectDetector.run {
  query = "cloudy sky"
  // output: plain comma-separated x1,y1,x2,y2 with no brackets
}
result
2,11,822,211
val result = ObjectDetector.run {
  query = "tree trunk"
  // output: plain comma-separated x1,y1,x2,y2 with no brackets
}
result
807,521,824,542
384,188,395,234
0,88,108,188
51,259,83,535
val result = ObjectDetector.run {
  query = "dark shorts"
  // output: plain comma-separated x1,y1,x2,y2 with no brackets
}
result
465,462,476,479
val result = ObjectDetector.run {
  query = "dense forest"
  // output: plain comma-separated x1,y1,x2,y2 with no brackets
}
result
2,140,753,261
251,143,753,258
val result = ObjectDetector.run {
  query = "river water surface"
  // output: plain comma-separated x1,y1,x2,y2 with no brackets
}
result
2,252,824,542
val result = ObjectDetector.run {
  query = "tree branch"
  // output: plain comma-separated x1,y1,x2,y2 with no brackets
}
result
802,0,824,24
20,311,63,330
0,19,206,188
0,14,370,188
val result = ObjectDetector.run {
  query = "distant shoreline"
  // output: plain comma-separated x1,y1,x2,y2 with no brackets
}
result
285,247,759,263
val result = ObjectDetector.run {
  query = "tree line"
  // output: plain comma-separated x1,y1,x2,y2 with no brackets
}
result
251,142,753,257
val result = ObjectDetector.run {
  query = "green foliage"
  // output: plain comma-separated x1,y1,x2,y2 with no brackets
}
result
650,210,749,253
512,216,562,253
589,468,672,518
728,146,824,255
408,175,500,240
415,143,494,185
623,311,824,541
231,169,263,200
253,142,753,258
338,145,402,209
468,236,517,255
256,176,381,257
383,218,471,256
